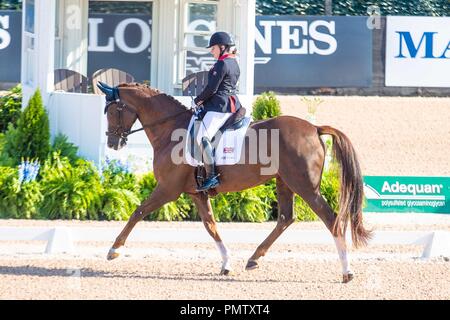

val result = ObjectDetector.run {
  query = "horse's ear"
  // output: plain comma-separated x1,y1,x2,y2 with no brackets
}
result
97,81,115,100
98,81,112,90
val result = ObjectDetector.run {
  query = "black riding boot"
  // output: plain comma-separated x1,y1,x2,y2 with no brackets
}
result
197,137,220,192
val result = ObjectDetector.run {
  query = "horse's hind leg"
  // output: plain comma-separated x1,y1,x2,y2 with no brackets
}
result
246,178,295,270
303,192,353,283
284,178,353,283
190,193,232,275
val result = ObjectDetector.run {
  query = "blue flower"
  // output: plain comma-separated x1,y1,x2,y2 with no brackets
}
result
18,159,40,184
101,156,132,175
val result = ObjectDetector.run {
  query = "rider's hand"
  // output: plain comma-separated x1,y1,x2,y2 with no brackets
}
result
192,101,203,117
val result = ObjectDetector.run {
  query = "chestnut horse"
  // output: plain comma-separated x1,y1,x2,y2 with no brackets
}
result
98,82,371,283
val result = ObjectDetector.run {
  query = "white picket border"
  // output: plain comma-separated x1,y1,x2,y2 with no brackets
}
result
0,226,449,259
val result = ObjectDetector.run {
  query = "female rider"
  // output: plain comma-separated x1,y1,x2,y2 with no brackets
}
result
192,31,241,192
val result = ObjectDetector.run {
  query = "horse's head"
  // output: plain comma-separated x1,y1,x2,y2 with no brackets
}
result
97,82,139,150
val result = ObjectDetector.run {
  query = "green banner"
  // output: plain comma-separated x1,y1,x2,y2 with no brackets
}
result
363,176,450,214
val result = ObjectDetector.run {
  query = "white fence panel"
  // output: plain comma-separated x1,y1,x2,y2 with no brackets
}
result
0,226,448,259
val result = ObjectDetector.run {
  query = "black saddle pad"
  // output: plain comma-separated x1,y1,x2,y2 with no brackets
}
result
220,107,246,131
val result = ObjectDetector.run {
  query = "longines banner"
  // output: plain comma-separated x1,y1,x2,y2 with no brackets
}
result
363,176,450,214
0,12,152,83
385,16,450,87
254,15,373,88
88,13,152,83
0,11,21,82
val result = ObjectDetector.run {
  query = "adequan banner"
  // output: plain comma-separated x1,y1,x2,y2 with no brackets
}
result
385,16,450,87
254,16,373,88
363,176,450,214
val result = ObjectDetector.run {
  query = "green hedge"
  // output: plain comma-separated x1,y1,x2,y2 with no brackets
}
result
0,0,21,10
138,171,194,221
0,157,340,221
0,84,21,133
256,0,449,16
1,0,448,16
39,153,103,220
0,165,42,219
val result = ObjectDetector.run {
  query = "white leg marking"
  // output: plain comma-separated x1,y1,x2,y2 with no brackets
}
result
109,247,122,255
215,241,232,271
334,236,351,275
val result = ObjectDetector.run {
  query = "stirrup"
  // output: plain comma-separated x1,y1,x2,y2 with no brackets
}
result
196,175,220,192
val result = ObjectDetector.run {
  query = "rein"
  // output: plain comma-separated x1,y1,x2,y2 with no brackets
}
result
104,99,191,141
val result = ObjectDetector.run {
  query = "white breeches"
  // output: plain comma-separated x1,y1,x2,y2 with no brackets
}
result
196,111,233,146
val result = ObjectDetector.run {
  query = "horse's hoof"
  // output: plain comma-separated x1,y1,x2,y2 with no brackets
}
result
220,269,233,276
107,248,121,261
342,273,354,283
245,260,259,271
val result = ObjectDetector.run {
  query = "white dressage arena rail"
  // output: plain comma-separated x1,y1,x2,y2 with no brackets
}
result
0,226,449,259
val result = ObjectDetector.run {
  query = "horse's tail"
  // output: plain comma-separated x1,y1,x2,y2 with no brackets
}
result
317,126,372,248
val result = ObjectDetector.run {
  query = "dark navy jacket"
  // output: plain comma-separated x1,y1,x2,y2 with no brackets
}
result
194,54,241,113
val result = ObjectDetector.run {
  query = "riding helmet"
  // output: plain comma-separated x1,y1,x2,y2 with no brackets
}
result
207,31,235,48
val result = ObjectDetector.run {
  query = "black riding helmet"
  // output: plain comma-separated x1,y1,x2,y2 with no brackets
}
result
206,31,235,48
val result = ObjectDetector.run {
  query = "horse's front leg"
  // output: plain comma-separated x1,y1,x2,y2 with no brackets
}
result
107,185,179,260
190,193,232,275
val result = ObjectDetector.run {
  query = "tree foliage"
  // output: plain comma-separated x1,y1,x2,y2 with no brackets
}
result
2,89,50,165
0,84,22,133
256,0,449,16
0,0,21,10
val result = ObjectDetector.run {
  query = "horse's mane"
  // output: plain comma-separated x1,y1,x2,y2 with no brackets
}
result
118,83,189,112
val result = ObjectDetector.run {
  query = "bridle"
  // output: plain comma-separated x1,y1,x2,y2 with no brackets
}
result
104,98,192,145
104,99,142,144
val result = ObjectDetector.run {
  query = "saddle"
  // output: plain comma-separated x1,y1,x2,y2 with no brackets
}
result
192,107,248,195
218,107,247,132
189,107,247,158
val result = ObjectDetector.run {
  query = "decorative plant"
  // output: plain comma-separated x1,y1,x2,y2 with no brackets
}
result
39,153,103,220
0,161,43,219
211,184,276,222
0,84,22,133
2,89,50,165
101,188,140,221
301,96,324,123
100,156,136,192
138,171,193,221
50,134,80,164
294,160,341,221
252,91,282,121
99,156,140,220
18,159,40,184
